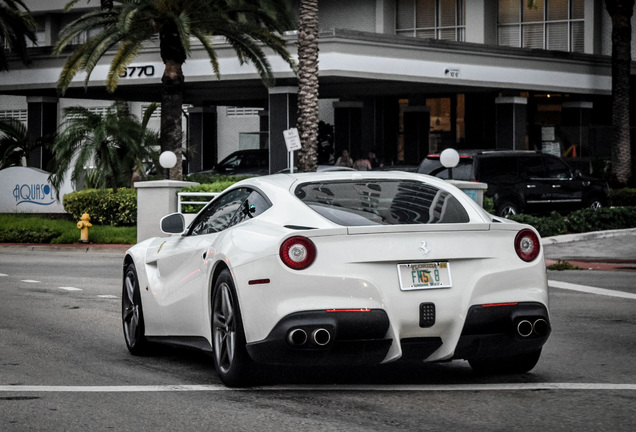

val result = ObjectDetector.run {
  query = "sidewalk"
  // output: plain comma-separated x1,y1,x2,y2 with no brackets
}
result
542,228,636,271
0,242,130,255
2,228,636,271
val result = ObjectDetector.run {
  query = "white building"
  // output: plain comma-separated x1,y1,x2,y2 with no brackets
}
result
0,0,632,175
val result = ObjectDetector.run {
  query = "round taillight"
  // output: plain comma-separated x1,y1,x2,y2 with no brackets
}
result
279,236,316,270
514,228,541,262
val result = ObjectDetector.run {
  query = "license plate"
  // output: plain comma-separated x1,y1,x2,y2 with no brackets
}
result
397,262,452,290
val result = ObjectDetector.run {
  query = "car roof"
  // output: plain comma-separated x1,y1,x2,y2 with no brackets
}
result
231,170,462,198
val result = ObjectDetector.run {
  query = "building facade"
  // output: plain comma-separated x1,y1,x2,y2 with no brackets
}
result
1,0,634,176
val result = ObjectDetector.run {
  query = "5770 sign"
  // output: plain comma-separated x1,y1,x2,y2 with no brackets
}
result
120,65,156,78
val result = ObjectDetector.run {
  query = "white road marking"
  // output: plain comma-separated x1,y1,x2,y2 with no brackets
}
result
20,280,40,283
59,287,82,291
98,295,119,299
0,273,7,276
548,280,636,300
0,383,635,393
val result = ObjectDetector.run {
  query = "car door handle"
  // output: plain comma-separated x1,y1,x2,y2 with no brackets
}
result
552,185,561,188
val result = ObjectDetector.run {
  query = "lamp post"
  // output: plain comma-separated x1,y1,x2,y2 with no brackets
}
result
440,148,460,179
159,151,177,179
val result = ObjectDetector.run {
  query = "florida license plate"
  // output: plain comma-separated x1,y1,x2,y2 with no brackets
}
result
398,262,452,290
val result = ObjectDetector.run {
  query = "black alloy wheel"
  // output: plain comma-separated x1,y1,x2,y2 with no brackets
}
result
212,269,252,387
122,263,150,355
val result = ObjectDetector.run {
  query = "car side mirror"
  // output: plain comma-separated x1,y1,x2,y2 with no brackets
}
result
160,213,186,234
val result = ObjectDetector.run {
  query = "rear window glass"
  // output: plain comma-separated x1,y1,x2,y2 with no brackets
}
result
294,180,470,226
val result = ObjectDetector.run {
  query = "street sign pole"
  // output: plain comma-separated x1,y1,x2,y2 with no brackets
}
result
283,128,302,173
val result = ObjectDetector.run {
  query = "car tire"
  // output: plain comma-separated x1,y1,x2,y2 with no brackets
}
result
468,348,542,375
585,196,604,211
496,200,519,218
122,263,151,355
212,269,252,387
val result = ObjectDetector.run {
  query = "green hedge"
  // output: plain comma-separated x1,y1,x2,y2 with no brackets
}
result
510,206,636,238
610,188,636,207
63,188,137,226
179,176,246,213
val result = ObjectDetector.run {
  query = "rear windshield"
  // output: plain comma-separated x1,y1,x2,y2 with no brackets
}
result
294,180,469,226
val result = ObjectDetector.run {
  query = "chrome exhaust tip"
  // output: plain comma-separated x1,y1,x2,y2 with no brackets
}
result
516,320,534,338
312,328,331,346
287,328,308,346
532,318,549,336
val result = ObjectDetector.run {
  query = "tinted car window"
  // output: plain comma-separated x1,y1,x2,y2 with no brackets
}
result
295,180,469,226
229,190,271,226
476,156,517,182
520,157,545,179
190,188,263,235
543,156,572,179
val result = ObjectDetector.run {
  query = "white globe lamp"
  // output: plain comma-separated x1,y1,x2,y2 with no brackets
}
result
439,148,460,180
159,151,178,169
440,148,460,168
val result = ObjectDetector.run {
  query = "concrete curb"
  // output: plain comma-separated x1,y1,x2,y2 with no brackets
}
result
541,228,636,246
0,243,130,254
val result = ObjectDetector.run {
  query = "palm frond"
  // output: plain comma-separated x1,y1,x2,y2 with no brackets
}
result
107,39,143,92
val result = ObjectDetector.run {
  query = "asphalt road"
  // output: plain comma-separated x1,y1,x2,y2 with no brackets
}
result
0,246,635,431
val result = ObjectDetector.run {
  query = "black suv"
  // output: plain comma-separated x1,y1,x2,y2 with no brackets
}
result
417,151,610,217
205,149,269,176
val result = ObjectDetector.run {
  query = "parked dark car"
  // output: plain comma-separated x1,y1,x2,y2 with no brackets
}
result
417,151,610,217
209,149,269,176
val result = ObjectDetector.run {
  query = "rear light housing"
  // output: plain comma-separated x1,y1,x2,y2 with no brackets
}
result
514,228,541,262
279,236,316,270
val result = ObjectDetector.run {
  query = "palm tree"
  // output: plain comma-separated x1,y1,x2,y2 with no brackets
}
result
48,101,160,194
605,0,634,186
54,0,295,180
0,117,33,169
0,0,37,70
296,0,319,172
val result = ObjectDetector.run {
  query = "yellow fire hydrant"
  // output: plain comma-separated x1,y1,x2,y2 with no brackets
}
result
77,213,92,243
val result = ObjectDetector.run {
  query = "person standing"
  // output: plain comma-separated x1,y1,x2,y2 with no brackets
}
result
336,149,353,167
353,153,372,170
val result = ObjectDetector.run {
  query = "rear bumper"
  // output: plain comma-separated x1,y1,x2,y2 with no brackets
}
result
453,302,551,360
246,309,392,366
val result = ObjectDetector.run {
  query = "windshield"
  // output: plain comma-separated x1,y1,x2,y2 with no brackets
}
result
294,180,469,226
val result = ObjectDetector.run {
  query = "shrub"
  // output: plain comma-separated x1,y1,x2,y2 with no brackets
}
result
63,188,137,226
566,206,636,233
509,207,636,237
482,196,494,214
509,212,568,237
179,176,245,213
0,227,61,243
610,188,636,207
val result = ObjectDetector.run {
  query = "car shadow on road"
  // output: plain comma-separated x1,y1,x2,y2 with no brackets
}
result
135,345,549,387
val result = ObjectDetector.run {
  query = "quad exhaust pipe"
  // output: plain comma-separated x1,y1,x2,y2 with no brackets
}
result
287,327,332,347
312,328,331,346
516,318,549,338
287,328,308,346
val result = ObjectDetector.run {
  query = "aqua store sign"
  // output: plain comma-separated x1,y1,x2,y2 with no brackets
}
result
0,167,72,213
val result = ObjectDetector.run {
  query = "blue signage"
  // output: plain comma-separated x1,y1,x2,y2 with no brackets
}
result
13,183,55,206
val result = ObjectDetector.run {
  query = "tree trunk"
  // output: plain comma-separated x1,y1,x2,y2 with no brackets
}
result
159,23,187,180
296,0,320,172
161,60,184,180
606,0,634,185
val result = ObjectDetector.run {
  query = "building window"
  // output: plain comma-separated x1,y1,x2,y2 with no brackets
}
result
0,110,27,123
226,107,263,117
396,0,465,42
498,0,584,52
